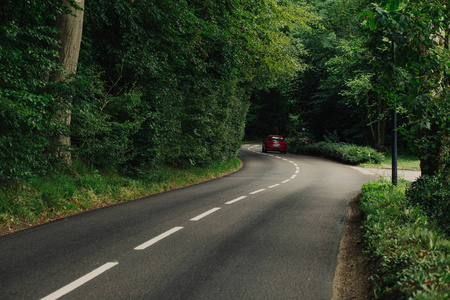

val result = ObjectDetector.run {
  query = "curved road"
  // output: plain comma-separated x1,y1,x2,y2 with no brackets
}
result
0,144,374,299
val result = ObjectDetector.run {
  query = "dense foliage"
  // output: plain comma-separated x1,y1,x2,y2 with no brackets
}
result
364,0,450,175
361,180,450,299
2,0,447,181
407,173,450,237
0,0,314,182
246,0,449,176
288,141,385,165
246,0,378,145
0,0,65,180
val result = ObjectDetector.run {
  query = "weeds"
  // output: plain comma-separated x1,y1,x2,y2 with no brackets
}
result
0,158,242,230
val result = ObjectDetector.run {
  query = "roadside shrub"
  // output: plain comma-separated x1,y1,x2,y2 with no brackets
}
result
406,173,450,237
361,180,450,299
286,137,313,151
289,141,384,165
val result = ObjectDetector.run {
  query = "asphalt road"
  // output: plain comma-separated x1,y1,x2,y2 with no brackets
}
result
0,144,375,300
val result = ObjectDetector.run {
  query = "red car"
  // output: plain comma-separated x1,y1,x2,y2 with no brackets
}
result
262,135,287,154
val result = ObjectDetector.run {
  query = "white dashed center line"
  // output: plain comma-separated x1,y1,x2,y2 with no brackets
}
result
40,262,119,300
226,196,247,205
191,207,221,221
249,189,266,195
134,226,184,250
42,145,302,299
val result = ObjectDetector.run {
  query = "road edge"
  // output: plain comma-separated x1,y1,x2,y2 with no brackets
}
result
332,192,372,300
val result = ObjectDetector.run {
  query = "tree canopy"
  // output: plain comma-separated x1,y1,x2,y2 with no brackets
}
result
1,0,448,182
0,0,315,181
247,0,449,176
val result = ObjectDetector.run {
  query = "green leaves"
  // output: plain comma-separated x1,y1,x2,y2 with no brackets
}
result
289,141,385,165
1,0,315,181
361,180,450,299
362,0,449,173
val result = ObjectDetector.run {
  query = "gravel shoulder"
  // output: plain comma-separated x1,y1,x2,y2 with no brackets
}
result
333,193,372,300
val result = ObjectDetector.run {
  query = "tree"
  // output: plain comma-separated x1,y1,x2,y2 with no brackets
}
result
49,0,85,164
365,0,449,175
0,0,324,182
78,0,315,169
267,0,378,145
0,0,64,180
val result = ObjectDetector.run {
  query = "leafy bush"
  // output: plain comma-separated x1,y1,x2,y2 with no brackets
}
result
0,157,242,227
406,173,450,237
0,1,63,181
361,180,450,299
288,141,384,165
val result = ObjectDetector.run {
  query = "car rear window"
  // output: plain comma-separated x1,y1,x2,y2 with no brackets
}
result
269,136,285,142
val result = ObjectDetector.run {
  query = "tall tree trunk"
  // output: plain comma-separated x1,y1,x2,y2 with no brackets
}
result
49,0,85,164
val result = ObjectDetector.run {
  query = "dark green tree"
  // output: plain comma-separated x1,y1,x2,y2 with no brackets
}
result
1,0,314,182
364,0,449,175
0,0,65,180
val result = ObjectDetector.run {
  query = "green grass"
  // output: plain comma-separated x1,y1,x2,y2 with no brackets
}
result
0,158,242,230
359,154,420,170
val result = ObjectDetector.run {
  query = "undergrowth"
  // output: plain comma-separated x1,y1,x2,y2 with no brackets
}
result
288,141,384,165
361,180,450,299
0,158,242,230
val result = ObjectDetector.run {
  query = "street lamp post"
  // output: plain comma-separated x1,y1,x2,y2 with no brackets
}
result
392,40,398,186
392,104,398,186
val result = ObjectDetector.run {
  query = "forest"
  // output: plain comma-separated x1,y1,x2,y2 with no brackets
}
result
1,1,449,297
1,0,449,183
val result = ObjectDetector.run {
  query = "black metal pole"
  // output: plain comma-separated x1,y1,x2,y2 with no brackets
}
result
392,40,398,186
392,104,398,185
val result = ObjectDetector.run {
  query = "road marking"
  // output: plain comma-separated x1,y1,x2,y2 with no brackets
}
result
40,262,118,300
290,175,297,179
249,189,266,195
295,169,299,174
191,208,221,221
226,196,247,205
134,227,184,250
40,148,297,300
268,184,280,188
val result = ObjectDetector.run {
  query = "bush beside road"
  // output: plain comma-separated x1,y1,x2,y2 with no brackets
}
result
289,140,449,298
361,180,450,299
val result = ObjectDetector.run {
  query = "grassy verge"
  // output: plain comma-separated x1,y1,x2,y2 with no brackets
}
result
359,154,420,170
0,157,242,234
361,180,450,299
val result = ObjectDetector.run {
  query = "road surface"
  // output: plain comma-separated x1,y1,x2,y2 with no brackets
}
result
0,144,376,299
